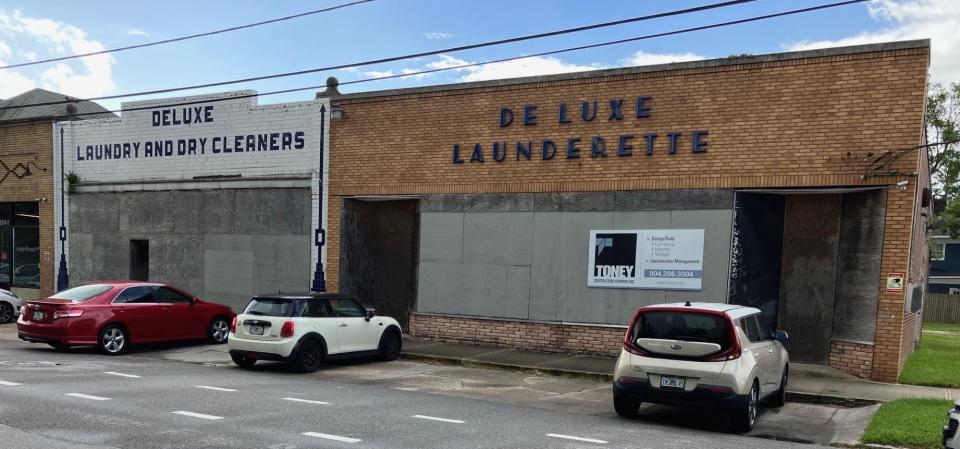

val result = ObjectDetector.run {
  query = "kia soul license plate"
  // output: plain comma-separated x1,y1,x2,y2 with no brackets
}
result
660,375,685,389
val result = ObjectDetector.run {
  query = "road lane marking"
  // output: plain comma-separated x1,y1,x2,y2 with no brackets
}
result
283,397,330,405
302,432,361,443
65,393,111,401
172,411,224,420
0,380,21,386
104,371,140,378
195,385,236,392
412,415,465,424
393,387,418,391
546,434,608,444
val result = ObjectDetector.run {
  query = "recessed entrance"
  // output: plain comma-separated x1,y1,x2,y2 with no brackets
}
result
339,198,419,328
730,189,886,365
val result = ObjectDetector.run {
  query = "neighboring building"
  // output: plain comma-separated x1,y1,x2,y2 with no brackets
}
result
324,40,932,382
56,91,328,311
0,88,113,300
930,236,960,294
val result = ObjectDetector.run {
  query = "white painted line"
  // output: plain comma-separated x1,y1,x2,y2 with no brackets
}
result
302,432,361,443
411,415,465,424
172,411,224,420
104,371,140,378
65,393,111,401
0,380,22,386
194,385,236,392
283,397,330,405
393,387,418,391
546,434,608,444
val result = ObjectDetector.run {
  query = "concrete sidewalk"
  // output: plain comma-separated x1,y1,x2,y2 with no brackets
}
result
403,337,960,403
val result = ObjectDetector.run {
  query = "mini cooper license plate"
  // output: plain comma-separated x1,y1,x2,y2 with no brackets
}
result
660,375,685,389
32,311,44,321
249,325,264,336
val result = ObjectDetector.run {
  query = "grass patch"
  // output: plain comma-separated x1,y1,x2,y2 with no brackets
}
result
899,322,960,388
863,399,953,449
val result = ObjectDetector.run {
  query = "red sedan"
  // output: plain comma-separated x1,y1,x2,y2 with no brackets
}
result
17,282,235,355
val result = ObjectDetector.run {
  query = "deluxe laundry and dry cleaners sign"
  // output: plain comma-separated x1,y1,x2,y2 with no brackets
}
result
452,96,710,164
74,104,307,161
588,229,705,290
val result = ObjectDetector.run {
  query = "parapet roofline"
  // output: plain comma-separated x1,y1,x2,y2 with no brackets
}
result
332,39,930,101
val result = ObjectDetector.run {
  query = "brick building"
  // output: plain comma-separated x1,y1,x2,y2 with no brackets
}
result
0,88,112,300
324,40,932,382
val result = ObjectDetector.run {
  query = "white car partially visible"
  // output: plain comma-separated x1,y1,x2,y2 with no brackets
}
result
227,293,403,373
0,288,21,324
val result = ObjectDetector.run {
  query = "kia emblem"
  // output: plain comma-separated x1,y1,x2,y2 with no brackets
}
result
671,344,682,350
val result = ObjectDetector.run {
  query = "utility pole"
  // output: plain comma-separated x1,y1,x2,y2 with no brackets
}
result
311,104,327,292
56,125,69,291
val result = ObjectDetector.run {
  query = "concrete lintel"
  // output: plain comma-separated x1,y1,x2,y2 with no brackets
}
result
75,176,311,193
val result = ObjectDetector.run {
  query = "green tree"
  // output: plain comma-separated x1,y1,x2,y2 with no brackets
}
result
926,82,960,198
927,82,960,237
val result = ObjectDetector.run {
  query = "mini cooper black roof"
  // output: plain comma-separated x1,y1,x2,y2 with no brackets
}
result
251,292,357,301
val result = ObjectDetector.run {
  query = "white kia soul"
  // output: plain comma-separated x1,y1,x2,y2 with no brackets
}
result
613,302,789,433
227,293,403,372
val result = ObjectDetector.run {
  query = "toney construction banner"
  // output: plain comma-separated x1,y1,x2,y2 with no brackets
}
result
587,229,704,290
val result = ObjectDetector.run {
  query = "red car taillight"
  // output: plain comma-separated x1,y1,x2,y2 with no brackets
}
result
52,310,83,320
280,320,295,338
230,316,237,333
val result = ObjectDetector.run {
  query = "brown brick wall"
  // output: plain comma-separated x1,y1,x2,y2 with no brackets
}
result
409,313,624,357
830,340,875,379
0,120,55,298
328,45,929,382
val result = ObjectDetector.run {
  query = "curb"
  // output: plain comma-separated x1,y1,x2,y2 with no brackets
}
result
402,351,888,405
401,352,614,382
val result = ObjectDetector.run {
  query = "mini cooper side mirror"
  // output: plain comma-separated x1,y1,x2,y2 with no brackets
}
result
774,330,789,342
365,308,375,321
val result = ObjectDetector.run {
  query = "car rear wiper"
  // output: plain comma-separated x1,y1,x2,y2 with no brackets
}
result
247,311,265,316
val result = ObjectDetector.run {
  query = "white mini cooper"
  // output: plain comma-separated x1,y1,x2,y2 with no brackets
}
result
227,293,402,372
613,302,789,432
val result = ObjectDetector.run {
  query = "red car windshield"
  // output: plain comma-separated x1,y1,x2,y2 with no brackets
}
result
48,284,113,301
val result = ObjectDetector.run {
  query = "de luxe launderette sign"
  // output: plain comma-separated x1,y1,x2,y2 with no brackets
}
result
452,96,710,164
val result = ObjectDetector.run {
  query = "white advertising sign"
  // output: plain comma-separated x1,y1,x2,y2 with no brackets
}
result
587,229,704,290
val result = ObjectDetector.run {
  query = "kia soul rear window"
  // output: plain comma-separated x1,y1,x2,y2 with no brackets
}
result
632,311,731,352
244,298,298,317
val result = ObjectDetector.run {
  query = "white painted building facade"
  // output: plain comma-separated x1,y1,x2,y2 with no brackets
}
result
53,91,330,309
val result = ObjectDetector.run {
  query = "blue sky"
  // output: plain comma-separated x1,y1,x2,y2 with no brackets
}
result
0,0,956,112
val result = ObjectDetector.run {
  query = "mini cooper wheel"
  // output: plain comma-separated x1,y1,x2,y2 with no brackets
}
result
230,352,257,369
294,339,324,373
614,395,642,419
0,302,13,323
207,316,230,344
733,381,760,433
98,325,128,355
377,330,402,361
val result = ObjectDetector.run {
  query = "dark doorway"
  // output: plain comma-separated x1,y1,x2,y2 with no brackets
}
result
129,240,149,281
339,199,419,329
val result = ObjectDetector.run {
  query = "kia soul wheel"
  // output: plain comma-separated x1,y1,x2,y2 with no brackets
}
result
733,381,760,433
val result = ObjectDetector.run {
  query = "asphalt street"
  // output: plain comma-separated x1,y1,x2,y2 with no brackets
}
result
0,334,831,449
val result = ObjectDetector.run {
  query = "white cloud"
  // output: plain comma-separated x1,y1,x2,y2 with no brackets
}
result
0,40,10,59
21,50,36,61
424,54,604,82
784,0,959,83
0,9,114,98
400,68,431,80
621,50,705,66
423,32,453,40
363,70,395,78
127,28,150,37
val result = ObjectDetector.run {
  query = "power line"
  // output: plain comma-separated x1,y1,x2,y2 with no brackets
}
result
0,0,763,111
3,0,870,125
0,0,375,70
